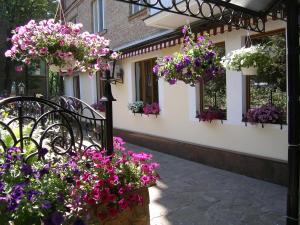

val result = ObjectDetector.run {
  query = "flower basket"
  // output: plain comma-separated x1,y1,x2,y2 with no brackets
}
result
5,19,118,76
153,25,224,86
241,66,257,76
221,45,270,75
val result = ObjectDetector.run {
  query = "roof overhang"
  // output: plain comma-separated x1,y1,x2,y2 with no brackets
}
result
117,0,288,32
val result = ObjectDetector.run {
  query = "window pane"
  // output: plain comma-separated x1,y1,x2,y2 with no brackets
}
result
92,0,98,32
249,32,287,120
73,76,80,98
135,62,141,101
98,0,104,31
135,58,158,104
96,72,104,101
203,43,226,111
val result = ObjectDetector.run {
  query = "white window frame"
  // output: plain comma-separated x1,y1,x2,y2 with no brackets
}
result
130,0,144,15
92,0,105,33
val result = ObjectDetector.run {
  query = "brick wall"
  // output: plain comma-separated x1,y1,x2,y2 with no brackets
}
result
64,0,163,49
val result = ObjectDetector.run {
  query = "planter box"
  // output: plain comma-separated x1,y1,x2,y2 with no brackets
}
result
102,188,150,225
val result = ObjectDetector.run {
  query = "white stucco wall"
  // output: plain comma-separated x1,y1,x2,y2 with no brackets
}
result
64,20,288,161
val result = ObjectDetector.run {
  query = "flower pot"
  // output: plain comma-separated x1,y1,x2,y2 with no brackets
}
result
100,188,150,225
241,66,257,76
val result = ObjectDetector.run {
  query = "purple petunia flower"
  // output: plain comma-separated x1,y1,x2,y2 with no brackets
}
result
175,61,184,72
182,25,188,34
163,56,173,62
41,200,52,209
21,164,33,176
169,78,177,85
51,211,64,225
194,58,201,67
153,64,159,75
38,148,48,158
36,163,50,179
27,190,40,201
183,56,191,66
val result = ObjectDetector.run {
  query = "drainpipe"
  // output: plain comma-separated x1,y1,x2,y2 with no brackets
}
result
286,0,300,224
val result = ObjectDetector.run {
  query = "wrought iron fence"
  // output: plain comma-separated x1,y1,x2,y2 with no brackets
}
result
0,96,107,159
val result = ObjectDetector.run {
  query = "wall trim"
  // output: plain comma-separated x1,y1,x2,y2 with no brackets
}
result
114,128,287,186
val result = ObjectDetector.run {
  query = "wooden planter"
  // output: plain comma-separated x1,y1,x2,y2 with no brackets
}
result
101,188,150,225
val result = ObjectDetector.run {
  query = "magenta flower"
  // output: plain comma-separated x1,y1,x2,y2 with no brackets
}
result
15,65,23,72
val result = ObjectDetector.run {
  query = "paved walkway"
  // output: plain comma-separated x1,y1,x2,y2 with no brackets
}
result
126,143,287,225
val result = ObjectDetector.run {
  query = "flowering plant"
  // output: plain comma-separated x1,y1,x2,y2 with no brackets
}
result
221,45,270,72
143,102,160,115
69,137,159,224
91,101,106,112
128,101,160,115
128,101,144,113
196,106,226,122
0,137,159,225
153,25,224,86
5,19,119,75
245,104,284,124
0,147,75,225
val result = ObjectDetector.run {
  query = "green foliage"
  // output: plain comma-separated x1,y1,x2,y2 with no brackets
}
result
250,33,287,112
204,44,226,110
0,0,57,28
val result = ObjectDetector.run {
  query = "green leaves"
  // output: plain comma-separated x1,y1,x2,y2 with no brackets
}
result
0,0,57,28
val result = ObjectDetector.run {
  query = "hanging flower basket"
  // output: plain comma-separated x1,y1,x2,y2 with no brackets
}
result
5,19,119,76
221,45,270,76
241,66,258,76
153,25,224,86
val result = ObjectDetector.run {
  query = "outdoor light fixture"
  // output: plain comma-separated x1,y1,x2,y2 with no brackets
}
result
18,82,25,96
105,60,124,84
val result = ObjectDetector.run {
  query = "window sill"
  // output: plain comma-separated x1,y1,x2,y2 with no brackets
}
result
131,112,160,118
128,8,148,21
241,120,287,129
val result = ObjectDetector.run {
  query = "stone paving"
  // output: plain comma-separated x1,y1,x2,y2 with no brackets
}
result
126,143,287,225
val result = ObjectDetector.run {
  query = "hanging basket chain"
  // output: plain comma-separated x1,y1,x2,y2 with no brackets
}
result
54,0,66,24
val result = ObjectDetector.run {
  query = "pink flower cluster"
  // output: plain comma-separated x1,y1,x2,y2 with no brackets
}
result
143,102,160,115
5,19,119,75
69,137,159,223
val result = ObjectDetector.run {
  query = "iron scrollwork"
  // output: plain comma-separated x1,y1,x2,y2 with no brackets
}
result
0,96,107,161
116,0,288,32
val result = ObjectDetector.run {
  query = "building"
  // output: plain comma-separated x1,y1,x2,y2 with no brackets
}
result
63,0,288,185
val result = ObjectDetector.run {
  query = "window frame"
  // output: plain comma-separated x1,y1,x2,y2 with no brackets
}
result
130,0,145,15
245,28,286,112
73,75,80,99
92,0,105,33
134,58,159,104
96,72,105,102
199,41,226,116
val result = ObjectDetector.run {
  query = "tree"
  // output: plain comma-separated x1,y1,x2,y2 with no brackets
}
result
0,0,58,91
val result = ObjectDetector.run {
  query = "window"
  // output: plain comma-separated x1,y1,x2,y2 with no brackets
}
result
135,58,159,104
92,0,104,33
73,75,80,99
130,0,144,15
199,42,226,119
96,72,105,101
246,30,287,122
